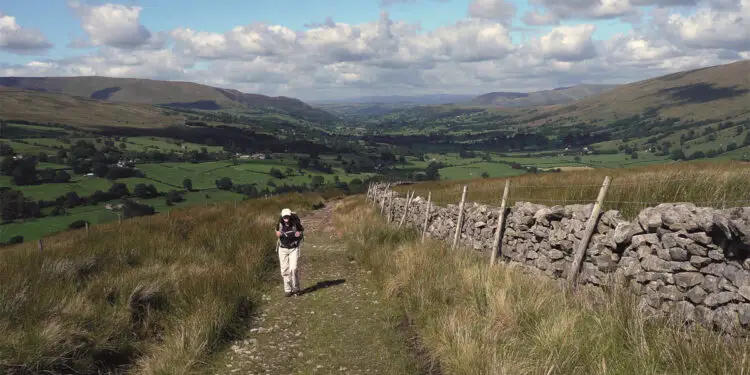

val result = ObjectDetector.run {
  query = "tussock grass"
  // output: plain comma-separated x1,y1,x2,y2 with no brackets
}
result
0,193,324,375
396,160,750,219
335,198,750,374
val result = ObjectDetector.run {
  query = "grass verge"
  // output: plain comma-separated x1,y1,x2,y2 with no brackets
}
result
397,160,750,219
0,192,324,375
335,197,750,375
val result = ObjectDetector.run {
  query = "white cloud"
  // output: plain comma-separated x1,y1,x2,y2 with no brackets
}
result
68,1,157,49
663,0,750,51
3,1,749,100
0,12,53,54
468,0,517,24
522,0,637,24
533,24,598,61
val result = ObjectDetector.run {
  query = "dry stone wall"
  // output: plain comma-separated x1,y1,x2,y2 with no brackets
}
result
369,184,750,335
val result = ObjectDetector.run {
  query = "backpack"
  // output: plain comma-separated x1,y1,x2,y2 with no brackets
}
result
277,212,304,248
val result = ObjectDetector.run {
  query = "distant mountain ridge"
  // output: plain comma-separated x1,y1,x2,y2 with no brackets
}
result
311,94,477,106
468,84,620,107
530,59,750,123
0,76,338,124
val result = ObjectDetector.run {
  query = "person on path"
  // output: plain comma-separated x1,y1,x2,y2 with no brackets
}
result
275,208,304,297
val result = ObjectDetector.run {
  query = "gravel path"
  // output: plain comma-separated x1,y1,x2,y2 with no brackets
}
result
214,201,426,375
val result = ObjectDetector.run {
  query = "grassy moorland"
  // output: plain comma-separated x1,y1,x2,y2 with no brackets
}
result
0,192,327,375
394,160,750,219
335,198,749,375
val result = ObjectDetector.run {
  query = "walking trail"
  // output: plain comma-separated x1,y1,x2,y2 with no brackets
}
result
213,201,431,375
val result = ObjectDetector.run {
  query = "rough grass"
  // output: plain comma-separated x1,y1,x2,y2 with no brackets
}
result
0,192,324,375
395,160,750,219
335,198,750,375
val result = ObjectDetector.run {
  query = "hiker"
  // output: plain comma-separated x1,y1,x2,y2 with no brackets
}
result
275,208,304,297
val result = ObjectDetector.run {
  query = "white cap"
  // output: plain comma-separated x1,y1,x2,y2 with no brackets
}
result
281,208,292,217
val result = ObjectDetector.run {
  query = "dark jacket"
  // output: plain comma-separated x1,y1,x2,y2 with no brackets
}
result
277,214,304,248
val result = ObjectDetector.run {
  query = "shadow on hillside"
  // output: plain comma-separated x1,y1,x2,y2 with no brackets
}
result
657,67,710,81
91,86,122,100
299,279,345,295
660,83,749,104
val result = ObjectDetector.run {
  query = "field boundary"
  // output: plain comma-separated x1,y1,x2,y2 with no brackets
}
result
368,182,750,336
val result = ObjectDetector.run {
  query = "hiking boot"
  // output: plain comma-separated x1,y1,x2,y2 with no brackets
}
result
285,291,293,297
292,289,301,296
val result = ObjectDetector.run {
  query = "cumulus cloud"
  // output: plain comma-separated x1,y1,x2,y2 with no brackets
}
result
3,0,749,100
0,12,53,54
468,0,517,24
662,0,750,51
68,1,158,49
522,0,638,25
532,24,598,61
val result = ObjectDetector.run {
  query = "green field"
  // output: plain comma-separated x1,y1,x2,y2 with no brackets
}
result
124,136,225,153
0,189,246,243
437,162,527,180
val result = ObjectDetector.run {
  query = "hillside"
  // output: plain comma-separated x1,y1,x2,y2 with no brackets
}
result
0,86,184,128
533,59,750,123
0,76,338,124
469,84,619,107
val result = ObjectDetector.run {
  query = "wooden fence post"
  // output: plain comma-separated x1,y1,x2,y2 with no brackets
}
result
386,190,395,223
38,239,43,253
490,180,510,266
399,190,414,228
567,176,612,288
85,221,89,234
452,185,468,250
380,183,389,215
422,191,431,243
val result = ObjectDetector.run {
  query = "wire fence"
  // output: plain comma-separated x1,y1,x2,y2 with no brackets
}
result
378,171,750,219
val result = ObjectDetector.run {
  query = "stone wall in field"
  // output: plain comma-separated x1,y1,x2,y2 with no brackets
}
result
370,184,750,335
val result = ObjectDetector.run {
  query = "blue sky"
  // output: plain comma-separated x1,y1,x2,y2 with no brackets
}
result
2,0,633,64
0,0,747,99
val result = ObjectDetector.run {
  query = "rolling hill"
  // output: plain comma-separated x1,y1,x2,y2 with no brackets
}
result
533,59,750,123
0,86,185,129
0,76,339,124
468,84,619,107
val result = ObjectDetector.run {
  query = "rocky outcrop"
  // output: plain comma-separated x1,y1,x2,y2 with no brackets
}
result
369,184,750,336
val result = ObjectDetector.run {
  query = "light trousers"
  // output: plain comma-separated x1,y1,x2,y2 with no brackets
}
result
278,245,300,292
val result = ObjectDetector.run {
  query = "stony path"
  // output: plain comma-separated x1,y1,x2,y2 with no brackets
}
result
214,201,425,375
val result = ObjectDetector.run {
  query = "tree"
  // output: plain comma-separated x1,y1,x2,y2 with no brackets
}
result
64,192,83,208
134,183,158,198
269,167,284,179
348,178,365,194
183,178,193,191
670,149,686,160
165,190,185,205
108,183,130,198
216,177,233,190
54,170,71,183
298,157,311,169
0,156,16,176
0,143,13,157
37,152,48,163
12,158,38,186
481,172,490,178
93,163,110,178
123,199,155,218
425,162,441,181
311,175,325,189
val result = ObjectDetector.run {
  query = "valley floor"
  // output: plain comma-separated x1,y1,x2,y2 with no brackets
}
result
211,202,429,375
